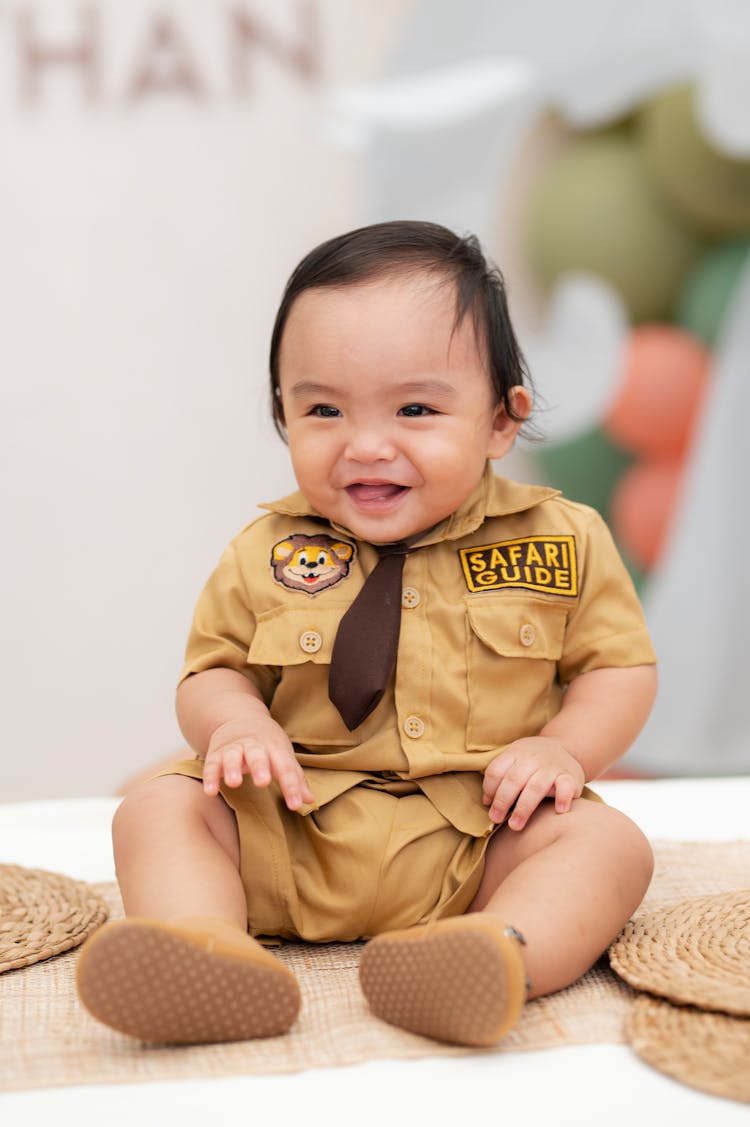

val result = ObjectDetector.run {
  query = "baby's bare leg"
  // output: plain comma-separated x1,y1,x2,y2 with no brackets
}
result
112,774,246,928
469,799,653,998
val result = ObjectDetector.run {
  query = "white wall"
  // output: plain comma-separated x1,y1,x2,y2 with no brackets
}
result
1,0,417,799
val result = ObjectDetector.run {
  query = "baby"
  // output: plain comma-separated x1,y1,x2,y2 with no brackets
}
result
77,220,657,1048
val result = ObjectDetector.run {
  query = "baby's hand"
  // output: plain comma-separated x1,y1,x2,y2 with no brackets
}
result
202,715,314,812
482,737,585,831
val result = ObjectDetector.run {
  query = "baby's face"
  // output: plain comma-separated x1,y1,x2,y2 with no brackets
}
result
278,273,529,544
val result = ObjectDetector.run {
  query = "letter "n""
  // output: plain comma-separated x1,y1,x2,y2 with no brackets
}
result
229,1,320,95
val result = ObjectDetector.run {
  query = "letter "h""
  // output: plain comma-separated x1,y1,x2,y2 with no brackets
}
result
18,6,100,105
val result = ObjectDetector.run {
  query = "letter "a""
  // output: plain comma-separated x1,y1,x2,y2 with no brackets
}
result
127,16,206,101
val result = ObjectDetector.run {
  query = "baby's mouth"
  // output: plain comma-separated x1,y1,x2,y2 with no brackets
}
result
346,482,408,503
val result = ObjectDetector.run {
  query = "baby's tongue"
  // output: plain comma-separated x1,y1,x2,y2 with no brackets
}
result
351,482,402,501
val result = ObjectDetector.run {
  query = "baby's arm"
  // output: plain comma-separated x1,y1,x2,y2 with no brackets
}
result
176,668,314,810
482,664,657,831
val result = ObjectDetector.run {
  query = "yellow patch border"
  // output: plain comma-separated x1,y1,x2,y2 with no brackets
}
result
459,535,578,596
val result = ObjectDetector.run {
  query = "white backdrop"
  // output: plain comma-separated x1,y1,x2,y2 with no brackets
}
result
3,0,749,800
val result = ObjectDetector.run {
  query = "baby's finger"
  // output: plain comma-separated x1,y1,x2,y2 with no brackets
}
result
239,744,274,789
202,752,224,796
506,772,551,830
553,774,580,814
219,742,252,788
488,770,529,824
202,742,245,795
482,753,514,806
299,776,314,803
268,750,312,811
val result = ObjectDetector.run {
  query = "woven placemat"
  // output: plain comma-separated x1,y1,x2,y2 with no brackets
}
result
0,876,636,1092
609,890,750,1014
0,864,109,974
627,994,750,1103
0,839,748,1093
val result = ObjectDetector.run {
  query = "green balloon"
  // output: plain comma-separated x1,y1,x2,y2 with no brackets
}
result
639,85,750,236
525,134,704,322
534,425,632,522
675,237,750,345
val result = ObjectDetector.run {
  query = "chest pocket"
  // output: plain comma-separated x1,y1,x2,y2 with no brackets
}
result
246,605,353,745
465,598,568,750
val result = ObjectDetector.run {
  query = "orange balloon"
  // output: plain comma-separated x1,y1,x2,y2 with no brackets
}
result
610,459,683,570
604,325,710,459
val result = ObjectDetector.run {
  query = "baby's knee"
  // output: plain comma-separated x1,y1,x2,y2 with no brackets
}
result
630,818,655,891
113,773,240,870
598,804,654,892
112,775,197,846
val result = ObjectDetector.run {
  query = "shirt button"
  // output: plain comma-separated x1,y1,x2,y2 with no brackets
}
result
299,630,322,654
402,586,421,609
519,623,536,647
403,715,425,739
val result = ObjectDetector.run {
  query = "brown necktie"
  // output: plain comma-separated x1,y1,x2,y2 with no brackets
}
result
328,541,410,731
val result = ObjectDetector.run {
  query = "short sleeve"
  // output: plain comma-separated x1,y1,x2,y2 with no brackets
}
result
557,506,656,683
179,541,280,704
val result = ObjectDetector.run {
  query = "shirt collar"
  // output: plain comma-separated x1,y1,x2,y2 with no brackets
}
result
258,462,559,546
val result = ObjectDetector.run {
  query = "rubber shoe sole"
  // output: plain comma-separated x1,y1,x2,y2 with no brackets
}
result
359,914,526,1046
76,918,300,1044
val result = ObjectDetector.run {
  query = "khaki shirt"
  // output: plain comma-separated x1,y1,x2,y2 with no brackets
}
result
180,465,656,834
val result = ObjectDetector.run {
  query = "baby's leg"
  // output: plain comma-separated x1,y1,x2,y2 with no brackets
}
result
77,774,300,1042
112,774,246,925
469,798,654,998
359,799,652,1046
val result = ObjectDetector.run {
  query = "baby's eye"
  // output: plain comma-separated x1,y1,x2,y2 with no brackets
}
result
398,404,436,417
309,404,341,418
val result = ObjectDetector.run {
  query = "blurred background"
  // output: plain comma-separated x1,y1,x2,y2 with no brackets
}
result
2,0,749,799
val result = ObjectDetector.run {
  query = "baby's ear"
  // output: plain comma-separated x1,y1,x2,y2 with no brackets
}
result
488,386,532,459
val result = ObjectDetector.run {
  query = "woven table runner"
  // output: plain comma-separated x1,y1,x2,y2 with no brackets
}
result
1,839,748,1092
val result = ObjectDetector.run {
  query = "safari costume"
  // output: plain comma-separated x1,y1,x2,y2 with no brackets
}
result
167,465,656,943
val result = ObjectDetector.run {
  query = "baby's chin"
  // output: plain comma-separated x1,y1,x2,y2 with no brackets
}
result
341,510,444,547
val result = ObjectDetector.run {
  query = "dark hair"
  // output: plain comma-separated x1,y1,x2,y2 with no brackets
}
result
269,219,532,439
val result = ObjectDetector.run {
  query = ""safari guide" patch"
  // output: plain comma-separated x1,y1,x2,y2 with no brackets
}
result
459,536,578,596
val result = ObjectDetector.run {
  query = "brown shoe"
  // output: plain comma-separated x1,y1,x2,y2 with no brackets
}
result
76,916,300,1044
359,914,527,1046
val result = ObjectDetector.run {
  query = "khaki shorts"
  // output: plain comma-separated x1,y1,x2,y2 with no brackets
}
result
161,759,491,943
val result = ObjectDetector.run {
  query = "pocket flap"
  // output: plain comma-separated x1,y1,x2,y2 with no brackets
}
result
466,598,567,660
246,605,345,666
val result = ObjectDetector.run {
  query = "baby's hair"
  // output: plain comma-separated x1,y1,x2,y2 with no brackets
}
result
269,219,532,440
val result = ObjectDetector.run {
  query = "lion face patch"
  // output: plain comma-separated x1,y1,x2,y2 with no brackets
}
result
270,534,355,596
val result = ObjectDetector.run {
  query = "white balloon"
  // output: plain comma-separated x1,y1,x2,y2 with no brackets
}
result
326,58,536,136
695,56,750,157
518,275,628,441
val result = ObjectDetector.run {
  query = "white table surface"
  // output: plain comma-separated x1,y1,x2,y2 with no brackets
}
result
1,777,748,1127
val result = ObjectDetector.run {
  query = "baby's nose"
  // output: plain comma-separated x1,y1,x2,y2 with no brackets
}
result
344,427,396,462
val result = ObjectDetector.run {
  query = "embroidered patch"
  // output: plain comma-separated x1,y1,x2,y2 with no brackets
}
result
459,536,578,596
270,534,355,596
